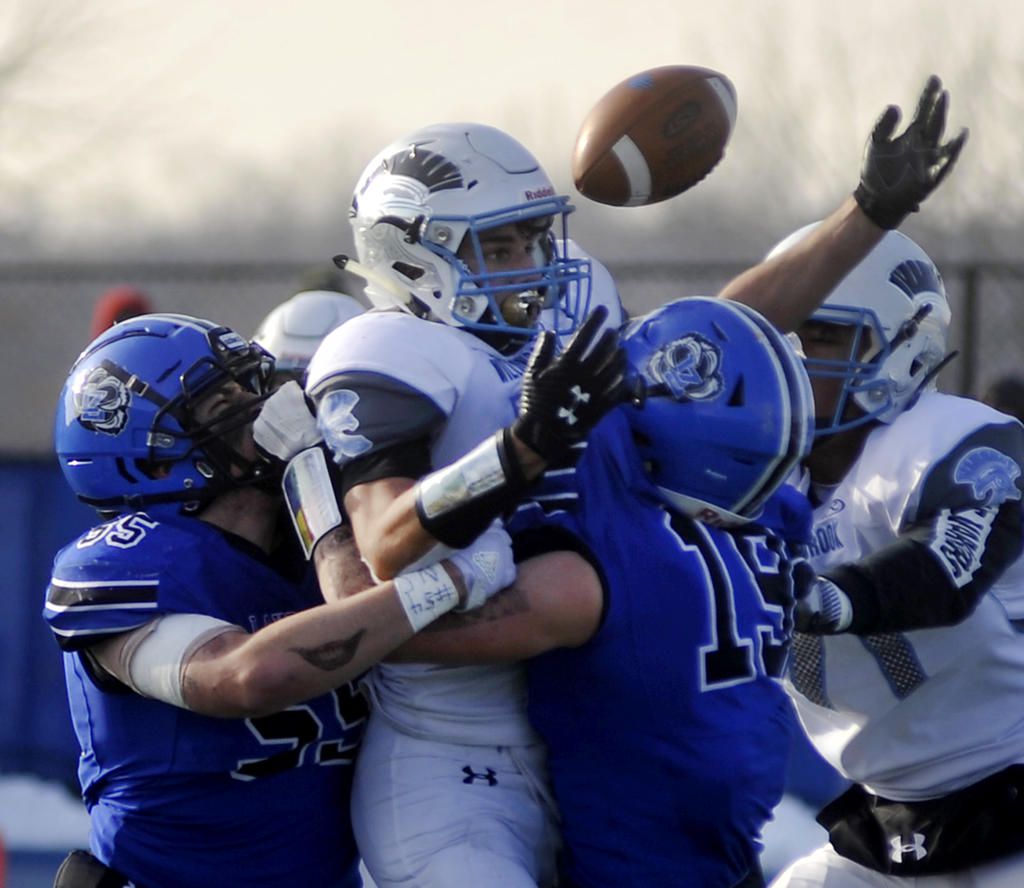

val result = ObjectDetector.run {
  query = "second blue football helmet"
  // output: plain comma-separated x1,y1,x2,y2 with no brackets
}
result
55,313,276,515
621,297,814,525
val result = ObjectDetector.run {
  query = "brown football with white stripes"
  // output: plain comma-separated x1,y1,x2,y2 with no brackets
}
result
572,65,737,207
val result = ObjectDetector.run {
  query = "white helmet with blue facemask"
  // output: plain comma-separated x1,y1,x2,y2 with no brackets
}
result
768,223,951,436
346,123,591,354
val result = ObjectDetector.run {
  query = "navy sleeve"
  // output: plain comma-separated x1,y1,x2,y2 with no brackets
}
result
830,421,1024,633
311,371,446,495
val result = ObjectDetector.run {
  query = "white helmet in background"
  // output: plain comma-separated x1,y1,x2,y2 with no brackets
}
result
253,290,365,380
768,224,951,434
347,122,591,353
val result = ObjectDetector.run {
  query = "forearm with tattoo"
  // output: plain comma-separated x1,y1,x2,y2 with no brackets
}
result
289,628,366,671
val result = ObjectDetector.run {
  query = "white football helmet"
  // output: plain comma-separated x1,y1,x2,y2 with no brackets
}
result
347,122,591,353
768,224,951,435
253,290,365,379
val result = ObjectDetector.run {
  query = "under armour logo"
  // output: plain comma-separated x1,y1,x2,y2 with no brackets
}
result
889,832,927,863
462,766,498,786
557,385,590,426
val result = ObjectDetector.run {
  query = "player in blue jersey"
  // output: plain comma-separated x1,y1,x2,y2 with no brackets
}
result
389,296,816,887
45,313,526,888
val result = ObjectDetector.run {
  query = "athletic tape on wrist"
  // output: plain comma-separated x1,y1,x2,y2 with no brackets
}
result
282,447,344,559
393,564,460,632
414,430,526,548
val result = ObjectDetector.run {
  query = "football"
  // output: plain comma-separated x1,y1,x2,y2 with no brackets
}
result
572,66,737,207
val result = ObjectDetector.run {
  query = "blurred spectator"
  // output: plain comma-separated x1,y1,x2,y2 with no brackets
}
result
88,286,153,338
980,374,1024,423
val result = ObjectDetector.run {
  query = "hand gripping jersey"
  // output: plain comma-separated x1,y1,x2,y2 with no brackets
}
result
788,391,1024,800
519,410,810,887
43,511,367,888
305,241,622,747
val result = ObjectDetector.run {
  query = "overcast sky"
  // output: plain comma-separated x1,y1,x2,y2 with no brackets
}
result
0,0,1019,260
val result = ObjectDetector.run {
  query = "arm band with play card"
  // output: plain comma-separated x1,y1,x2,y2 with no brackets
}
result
282,446,346,559
414,429,529,549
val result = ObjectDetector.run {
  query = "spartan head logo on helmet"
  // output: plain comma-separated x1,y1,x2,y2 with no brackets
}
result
73,366,131,435
645,333,723,401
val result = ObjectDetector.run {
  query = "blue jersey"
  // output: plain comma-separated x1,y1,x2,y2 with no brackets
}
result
43,510,367,888
519,411,808,888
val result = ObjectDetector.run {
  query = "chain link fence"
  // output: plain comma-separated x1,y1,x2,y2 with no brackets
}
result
2,260,1022,454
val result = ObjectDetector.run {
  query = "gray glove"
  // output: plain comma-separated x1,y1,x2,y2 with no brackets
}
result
446,523,517,611
853,75,968,229
253,380,322,464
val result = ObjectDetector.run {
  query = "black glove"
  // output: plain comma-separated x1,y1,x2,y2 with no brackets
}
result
512,305,629,462
853,74,968,230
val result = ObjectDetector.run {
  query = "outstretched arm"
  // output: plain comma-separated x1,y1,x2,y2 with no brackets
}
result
719,75,967,332
718,197,880,331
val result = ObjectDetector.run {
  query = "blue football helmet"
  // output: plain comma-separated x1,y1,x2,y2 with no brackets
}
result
621,297,814,525
767,224,951,435
348,123,592,353
55,313,276,514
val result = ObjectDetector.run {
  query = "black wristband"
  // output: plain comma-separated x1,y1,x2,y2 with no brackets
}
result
853,184,909,231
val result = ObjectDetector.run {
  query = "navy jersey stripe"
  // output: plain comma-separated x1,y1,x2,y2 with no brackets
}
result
47,579,159,608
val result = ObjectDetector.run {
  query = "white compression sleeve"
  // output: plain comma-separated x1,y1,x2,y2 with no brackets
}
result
119,613,240,709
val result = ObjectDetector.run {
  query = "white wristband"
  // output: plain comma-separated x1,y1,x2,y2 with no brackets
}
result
282,447,344,559
393,564,460,632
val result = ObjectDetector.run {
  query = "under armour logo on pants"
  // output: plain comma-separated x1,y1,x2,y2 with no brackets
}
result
462,766,498,786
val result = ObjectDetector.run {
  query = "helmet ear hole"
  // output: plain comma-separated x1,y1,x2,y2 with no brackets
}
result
134,459,171,481
392,261,425,281
727,377,746,406
117,458,142,483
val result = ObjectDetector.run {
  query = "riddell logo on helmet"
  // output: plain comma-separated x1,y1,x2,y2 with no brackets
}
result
524,187,555,201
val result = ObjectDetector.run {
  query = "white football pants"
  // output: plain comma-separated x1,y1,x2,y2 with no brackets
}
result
352,713,560,888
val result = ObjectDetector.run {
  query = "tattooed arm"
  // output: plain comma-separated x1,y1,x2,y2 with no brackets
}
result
90,528,472,718
387,551,604,664
177,580,423,717
313,522,376,602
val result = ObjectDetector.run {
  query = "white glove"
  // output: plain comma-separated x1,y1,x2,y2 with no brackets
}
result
446,523,516,611
795,576,853,634
253,380,322,463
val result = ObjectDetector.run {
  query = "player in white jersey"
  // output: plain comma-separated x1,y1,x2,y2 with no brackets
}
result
301,122,630,888
769,227,1024,887
254,84,965,887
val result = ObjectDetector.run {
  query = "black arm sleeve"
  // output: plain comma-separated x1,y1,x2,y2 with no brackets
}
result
829,421,1024,634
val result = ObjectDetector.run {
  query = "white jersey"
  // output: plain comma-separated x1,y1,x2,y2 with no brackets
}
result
787,391,1024,800
306,242,623,747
